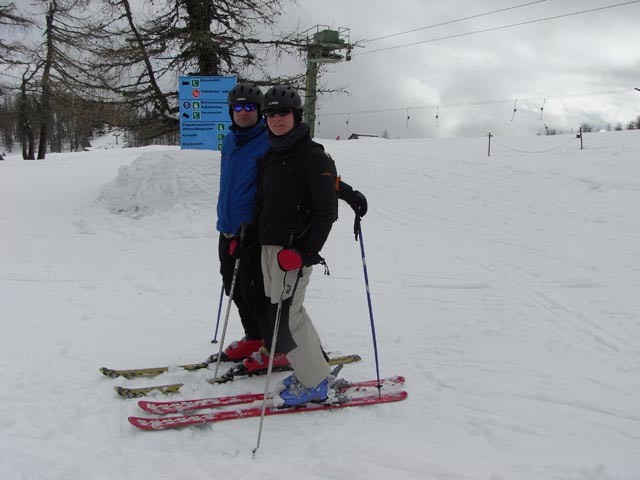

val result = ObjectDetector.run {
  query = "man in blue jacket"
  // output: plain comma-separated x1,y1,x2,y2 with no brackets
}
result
215,82,274,363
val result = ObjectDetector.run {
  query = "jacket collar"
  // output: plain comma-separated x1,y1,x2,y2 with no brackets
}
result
268,123,311,153
231,119,267,146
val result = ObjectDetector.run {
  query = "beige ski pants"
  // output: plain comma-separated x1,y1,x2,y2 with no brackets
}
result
261,245,330,387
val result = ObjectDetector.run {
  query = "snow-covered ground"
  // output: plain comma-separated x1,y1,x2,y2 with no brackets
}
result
1,130,639,480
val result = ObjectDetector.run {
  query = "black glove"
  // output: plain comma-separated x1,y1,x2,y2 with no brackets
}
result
347,190,367,218
302,251,323,267
339,183,368,240
228,223,257,259
241,222,258,248
340,183,368,218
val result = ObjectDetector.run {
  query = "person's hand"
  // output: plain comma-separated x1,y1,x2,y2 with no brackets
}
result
229,223,257,259
301,251,323,267
277,248,303,271
340,186,368,240
346,190,368,217
228,237,241,258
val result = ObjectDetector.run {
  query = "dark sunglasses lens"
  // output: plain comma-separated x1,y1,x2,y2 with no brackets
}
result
265,109,292,118
232,104,257,112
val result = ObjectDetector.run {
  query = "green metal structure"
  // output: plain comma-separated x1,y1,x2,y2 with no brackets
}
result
298,26,353,137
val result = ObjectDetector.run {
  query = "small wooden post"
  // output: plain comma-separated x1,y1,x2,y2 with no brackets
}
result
577,127,583,150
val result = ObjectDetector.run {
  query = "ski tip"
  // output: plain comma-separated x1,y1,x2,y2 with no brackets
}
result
136,400,158,412
377,375,405,387
361,390,408,404
128,416,156,431
379,390,408,404
100,367,118,378
115,386,145,399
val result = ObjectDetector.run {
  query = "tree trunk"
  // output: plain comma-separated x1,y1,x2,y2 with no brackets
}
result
18,75,36,160
37,0,56,160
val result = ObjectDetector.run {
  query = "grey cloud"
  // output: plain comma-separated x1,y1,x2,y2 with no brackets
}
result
279,0,640,139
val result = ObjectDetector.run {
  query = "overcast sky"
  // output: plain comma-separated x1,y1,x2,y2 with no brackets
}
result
4,0,639,140
277,0,640,139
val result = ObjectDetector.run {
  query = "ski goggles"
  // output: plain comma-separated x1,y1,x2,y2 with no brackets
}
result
232,104,257,112
264,108,294,118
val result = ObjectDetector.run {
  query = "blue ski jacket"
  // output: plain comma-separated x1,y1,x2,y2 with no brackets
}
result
216,119,270,235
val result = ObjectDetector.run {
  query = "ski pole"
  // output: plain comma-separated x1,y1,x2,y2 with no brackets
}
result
212,224,246,378
212,257,240,378
357,224,382,395
254,254,303,455
210,285,225,343
253,274,287,456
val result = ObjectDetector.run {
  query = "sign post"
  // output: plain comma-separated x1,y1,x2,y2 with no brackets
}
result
178,76,237,150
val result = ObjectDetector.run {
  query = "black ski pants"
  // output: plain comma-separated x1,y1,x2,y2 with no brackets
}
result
218,234,269,340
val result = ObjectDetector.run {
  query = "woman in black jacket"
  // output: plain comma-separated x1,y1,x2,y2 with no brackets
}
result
249,85,340,406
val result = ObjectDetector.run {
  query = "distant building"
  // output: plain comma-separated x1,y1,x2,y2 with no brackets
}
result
348,133,379,140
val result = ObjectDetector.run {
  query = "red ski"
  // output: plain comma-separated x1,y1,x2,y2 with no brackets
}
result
129,377,407,431
138,376,405,415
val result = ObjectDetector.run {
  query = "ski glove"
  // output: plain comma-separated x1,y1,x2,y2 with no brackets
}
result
346,189,368,217
277,249,326,271
228,223,257,259
302,251,324,267
229,238,241,258
339,183,368,240
277,248,303,271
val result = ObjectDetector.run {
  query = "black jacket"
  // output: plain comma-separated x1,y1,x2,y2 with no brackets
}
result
256,124,338,253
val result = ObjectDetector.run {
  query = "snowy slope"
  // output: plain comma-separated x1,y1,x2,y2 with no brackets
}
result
1,131,639,480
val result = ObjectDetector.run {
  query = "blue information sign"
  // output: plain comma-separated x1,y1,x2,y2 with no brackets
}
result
178,76,237,150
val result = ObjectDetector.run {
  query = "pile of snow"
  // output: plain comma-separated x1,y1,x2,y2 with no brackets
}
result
97,149,216,217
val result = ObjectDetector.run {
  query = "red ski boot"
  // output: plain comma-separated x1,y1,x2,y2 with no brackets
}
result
243,347,289,373
223,338,264,361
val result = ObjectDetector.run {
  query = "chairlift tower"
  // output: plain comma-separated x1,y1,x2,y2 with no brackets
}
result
298,26,353,137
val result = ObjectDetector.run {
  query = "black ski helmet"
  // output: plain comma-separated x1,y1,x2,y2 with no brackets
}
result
227,82,263,106
263,85,303,110
227,82,263,128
